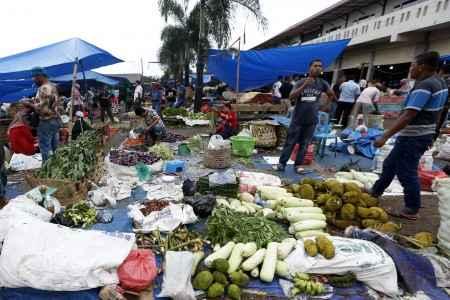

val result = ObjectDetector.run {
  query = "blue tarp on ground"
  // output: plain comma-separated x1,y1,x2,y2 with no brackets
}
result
207,39,350,92
0,38,122,81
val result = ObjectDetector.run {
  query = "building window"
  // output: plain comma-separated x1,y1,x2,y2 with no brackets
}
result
417,7,422,18
400,13,405,22
391,16,395,25
436,1,442,12
406,11,411,20
385,18,390,26
373,22,377,30
377,20,382,29
423,5,428,16
445,0,449,10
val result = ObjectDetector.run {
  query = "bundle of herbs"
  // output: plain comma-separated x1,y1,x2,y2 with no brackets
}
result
206,207,289,248
38,131,100,181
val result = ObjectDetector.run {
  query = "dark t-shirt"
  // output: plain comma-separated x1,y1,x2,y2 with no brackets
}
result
292,78,331,125
280,82,293,99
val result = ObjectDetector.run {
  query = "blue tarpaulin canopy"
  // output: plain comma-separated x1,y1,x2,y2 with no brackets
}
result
442,54,450,63
207,39,350,92
52,70,119,86
0,38,122,80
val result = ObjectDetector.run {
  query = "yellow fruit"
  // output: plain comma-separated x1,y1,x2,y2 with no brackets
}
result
304,240,318,257
414,232,433,248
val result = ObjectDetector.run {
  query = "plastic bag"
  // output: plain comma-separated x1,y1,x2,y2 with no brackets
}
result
209,169,236,186
419,168,448,192
25,186,57,204
117,249,157,292
158,251,196,300
182,179,196,197
136,163,152,182
184,194,216,218
432,178,450,257
436,137,450,161
208,134,230,150
285,236,399,296
9,153,42,171
237,128,252,137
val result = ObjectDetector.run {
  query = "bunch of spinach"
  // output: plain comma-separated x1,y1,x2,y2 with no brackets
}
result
38,131,100,181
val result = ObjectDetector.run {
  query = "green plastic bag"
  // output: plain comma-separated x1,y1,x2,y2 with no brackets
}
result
135,163,152,182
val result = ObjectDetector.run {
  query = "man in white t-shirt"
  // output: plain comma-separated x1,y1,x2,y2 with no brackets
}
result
350,81,382,128
272,76,283,103
133,80,143,106
335,75,360,127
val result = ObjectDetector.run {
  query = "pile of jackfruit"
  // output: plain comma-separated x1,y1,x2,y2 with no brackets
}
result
287,178,394,231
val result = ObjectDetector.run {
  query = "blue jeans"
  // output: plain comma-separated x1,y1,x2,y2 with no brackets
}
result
174,97,185,108
279,122,316,166
372,135,433,213
152,101,161,116
37,118,60,161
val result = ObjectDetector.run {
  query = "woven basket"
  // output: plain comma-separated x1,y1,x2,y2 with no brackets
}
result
204,147,231,169
25,174,88,207
250,123,277,148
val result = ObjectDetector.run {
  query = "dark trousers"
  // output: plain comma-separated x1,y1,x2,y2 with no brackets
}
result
335,101,354,128
372,135,433,213
279,122,316,166
100,105,114,123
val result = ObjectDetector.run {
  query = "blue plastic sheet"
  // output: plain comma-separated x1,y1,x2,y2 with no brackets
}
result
350,229,450,300
0,38,122,80
441,54,450,63
331,128,383,159
207,39,350,92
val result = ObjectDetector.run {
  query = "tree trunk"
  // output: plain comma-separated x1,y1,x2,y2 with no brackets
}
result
195,59,204,112
184,61,190,87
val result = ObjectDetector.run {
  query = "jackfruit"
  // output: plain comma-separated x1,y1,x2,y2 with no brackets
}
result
304,239,318,257
360,193,379,207
414,232,433,248
344,182,361,194
207,283,225,298
342,191,361,205
313,181,327,192
316,194,331,205
290,184,301,193
299,184,315,200
340,203,356,220
193,271,214,290
301,178,317,186
227,284,241,300
357,207,371,219
361,219,382,228
212,258,229,273
369,207,389,222
324,196,342,212
324,179,344,196
315,235,335,259
333,219,359,230
372,222,402,233
230,271,249,287
213,271,229,285
324,211,336,223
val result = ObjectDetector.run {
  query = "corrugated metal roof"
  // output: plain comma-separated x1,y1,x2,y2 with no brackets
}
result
254,0,381,49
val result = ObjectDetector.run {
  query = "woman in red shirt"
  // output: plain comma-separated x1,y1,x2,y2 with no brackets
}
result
216,103,238,139
7,111,37,155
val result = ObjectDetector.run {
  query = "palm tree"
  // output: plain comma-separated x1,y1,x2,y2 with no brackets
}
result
158,0,266,110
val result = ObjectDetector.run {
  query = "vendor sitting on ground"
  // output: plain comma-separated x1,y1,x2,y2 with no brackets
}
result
7,108,37,155
72,111,93,140
216,103,238,139
134,106,166,146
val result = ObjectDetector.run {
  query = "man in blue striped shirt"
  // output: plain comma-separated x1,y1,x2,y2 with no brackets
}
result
371,51,449,220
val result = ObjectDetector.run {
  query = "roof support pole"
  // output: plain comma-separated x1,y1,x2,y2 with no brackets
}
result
366,51,376,81
69,57,78,140
381,0,388,15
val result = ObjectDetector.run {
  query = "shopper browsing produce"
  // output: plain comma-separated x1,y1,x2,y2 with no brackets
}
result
134,106,167,146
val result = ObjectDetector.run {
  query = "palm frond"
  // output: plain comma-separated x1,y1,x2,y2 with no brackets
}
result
158,0,187,24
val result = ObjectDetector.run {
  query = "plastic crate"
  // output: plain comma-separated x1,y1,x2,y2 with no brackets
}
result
230,136,256,157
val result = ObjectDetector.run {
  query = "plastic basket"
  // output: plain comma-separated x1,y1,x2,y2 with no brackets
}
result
204,147,231,169
230,136,256,157
250,123,277,148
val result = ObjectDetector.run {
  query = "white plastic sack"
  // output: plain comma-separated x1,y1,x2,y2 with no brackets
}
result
432,178,450,256
158,251,196,300
208,135,230,150
285,237,399,296
9,153,42,171
104,156,164,185
0,221,135,291
129,203,197,233
436,137,450,161
0,195,52,243
141,182,184,202
238,171,282,187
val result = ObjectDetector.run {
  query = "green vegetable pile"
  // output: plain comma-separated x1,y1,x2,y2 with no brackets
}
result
162,107,188,117
187,111,208,120
63,201,97,228
148,144,173,160
38,131,100,181
197,177,238,198
206,207,289,248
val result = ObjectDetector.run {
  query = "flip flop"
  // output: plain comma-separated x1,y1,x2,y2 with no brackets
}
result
387,208,418,221
294,167,313,175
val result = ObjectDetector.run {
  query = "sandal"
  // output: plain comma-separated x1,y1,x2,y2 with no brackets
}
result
272,164,286,172
294,166,313,175
387,208,418,221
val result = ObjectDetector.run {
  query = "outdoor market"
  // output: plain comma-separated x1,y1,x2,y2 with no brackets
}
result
1,1,450,300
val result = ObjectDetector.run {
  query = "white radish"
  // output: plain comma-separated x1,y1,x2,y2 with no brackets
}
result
204,242,236,267
250,268,259,278
242,242,258,257
241,248,266,271
276,260,290,278
277,238,296,259
295,230,329,239
292,220,327,232
228,243,245,273
260,242,279,282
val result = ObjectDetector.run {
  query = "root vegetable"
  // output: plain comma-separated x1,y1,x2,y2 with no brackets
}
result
260,242,278,282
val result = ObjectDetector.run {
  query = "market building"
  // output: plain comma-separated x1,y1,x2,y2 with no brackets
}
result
254,0,450,87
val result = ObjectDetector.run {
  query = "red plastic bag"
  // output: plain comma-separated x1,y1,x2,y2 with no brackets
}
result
418,167,448,191
290,144,314,165
117,249,157,292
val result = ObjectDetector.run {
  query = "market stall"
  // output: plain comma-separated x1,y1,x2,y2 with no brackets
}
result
0,125,449,300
